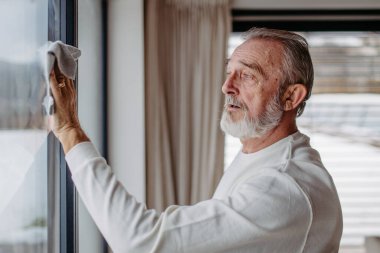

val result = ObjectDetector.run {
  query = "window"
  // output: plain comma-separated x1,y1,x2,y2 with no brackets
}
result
0,0,50,252
0,0,77,252
225,20,380,253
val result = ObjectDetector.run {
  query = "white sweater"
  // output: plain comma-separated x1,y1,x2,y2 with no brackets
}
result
66,131,343,253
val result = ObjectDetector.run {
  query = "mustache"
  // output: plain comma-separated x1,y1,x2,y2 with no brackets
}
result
224,95,247,110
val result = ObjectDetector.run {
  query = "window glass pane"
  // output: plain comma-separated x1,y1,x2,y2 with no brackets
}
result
225,31,380,253
0,0,49,252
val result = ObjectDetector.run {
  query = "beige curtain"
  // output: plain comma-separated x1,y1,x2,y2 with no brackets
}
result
145,0,231,211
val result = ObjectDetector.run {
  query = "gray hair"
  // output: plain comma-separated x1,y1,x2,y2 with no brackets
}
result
243,27,314,117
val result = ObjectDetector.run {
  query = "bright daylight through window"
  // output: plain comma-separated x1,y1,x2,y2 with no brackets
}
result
225,31,380,253
0,0,50,252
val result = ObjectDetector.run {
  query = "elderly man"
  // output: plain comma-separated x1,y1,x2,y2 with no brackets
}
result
50,28,343,253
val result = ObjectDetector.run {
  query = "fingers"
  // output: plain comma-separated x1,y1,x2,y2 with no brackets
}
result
49,70,61,102
49,65,76,112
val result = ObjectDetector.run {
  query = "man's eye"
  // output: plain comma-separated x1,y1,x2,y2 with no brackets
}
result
242,73,254,80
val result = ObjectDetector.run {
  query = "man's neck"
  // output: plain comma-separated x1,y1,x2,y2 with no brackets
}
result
240,118,298,154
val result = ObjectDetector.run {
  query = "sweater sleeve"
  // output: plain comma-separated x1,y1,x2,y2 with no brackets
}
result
66,142,312,253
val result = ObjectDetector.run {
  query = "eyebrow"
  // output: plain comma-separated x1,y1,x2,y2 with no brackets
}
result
225,58,268,80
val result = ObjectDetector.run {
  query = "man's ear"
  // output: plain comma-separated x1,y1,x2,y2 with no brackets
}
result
282,84,307,111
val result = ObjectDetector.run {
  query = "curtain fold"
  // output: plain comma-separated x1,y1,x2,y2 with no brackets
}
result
145,0,231,211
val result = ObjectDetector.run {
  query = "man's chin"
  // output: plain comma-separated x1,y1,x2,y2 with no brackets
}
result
220,113,246,138
220,112,276,140
225,111,244,123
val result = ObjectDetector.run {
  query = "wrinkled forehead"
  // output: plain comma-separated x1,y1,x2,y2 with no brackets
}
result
229,38,284,77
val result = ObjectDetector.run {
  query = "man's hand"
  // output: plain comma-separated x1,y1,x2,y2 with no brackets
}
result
49,64,89,154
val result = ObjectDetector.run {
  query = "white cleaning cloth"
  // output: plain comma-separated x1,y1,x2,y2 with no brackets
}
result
40,41,81,115
46,41,81,80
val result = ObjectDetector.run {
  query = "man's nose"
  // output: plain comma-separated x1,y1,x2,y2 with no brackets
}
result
222,73,239,96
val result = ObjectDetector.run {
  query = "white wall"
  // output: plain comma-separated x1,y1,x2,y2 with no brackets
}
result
76,1,146,252
77,0,105,252
232,0,380,9
108,0,145,203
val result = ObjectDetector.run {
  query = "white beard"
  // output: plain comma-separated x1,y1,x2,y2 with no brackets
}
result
220,93,283,140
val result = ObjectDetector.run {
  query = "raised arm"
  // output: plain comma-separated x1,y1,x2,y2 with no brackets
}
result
66,142,311,253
